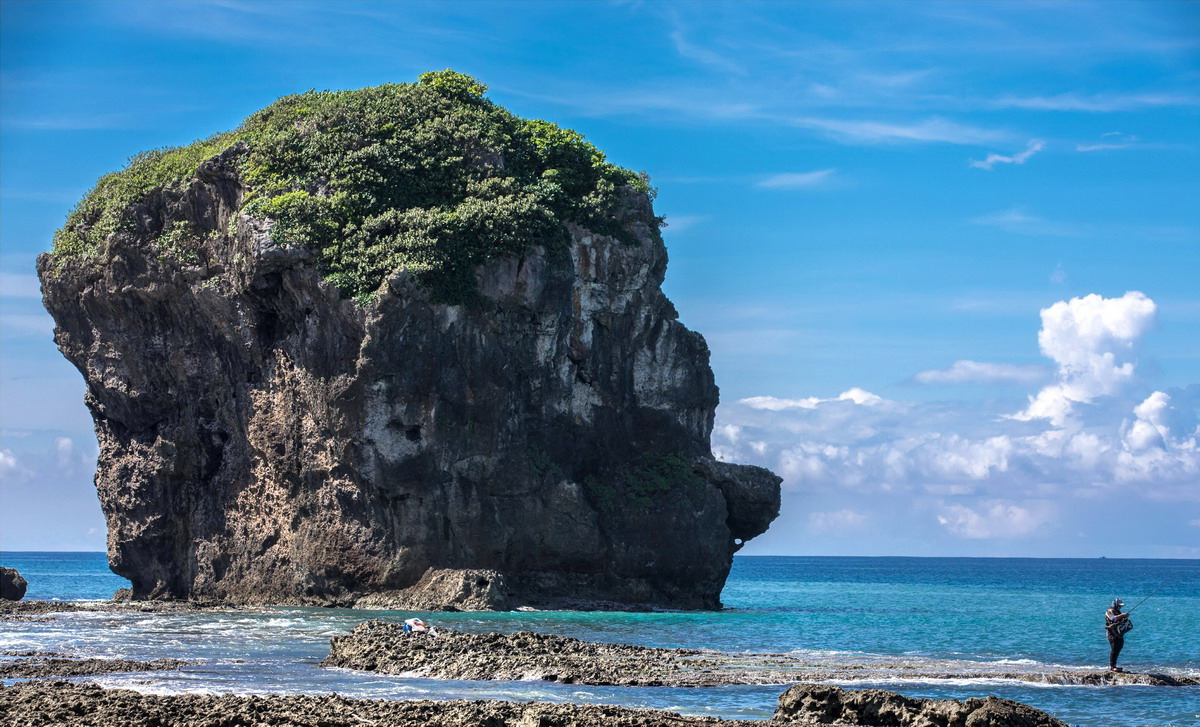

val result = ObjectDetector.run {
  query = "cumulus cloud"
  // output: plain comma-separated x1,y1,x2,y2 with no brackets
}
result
915,360,1048,385
757,169,836,189
1013,291,1156,426
969,138,1045,170
716,291,1200,546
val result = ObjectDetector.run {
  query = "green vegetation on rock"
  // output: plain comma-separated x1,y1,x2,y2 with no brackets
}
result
52,70,661,303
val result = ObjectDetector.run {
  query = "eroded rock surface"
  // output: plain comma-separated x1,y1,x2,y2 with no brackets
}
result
774,684,1069,727
0,654,190,678
321,621,1200,690
38,146,781,610
323,622,720,686
0,682,758,727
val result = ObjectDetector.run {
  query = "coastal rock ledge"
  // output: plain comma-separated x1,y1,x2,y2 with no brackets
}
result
37,77,780,610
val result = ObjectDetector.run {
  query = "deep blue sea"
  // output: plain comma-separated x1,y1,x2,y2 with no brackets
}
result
2,553,1197,726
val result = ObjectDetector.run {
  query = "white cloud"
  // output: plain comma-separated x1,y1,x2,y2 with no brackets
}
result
809,509,867,533
991,93,1199,113
757,169,836,189
741,395,821,411
55,436,75,468
0,448,17,475
790,116,1007,145
713,291,1200,551
668,29,744,75
969,138,1045,170
915,360,1047,385
1014,292,1156,426
937,500,1052,539
1077,132,1140,152
1050,263,1068,285
741,388,886,411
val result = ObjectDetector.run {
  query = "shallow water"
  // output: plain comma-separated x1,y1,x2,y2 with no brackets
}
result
2,553,1197,726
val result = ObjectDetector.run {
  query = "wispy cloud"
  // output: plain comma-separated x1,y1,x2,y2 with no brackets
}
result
0,113,138,131
972,207,1081,238
757,169,836,189
1076,131,1140,152
914,360,1049,386
991,92,1200,112
791,116,1008,145
969,138,1044,170
668,28,744,75
661,214,709,234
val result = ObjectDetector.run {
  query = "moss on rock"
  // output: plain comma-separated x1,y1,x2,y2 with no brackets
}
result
51,70,660,303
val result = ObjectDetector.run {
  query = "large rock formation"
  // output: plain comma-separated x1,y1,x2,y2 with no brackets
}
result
38,76,780,609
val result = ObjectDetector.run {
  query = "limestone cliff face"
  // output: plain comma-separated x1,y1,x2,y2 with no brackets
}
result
38,148,780,609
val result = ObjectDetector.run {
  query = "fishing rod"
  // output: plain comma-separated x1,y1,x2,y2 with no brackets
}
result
1125,578,1175,614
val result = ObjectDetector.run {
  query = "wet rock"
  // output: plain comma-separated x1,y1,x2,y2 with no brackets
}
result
1015,670,1198,687
774,684,1069,727
0,655,190,678
0,682,759,727
323,622,717,686
0,567,27,601
39,146,781,611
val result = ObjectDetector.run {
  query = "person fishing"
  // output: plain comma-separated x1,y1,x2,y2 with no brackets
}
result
1104,598,1133,672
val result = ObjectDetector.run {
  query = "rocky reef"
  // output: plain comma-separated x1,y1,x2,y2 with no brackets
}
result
321,621,1200,689
0,653,190,679
774,684,1069,727
37,73,780,609
0,681,1073,727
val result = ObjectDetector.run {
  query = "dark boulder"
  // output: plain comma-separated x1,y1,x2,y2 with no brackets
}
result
0,567,27,601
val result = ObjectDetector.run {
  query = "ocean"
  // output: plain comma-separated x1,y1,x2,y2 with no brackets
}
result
2,552,1197,726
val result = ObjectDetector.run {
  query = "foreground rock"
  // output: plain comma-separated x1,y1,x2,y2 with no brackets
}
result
324,621,1200,689
0,681,1073,727
38,78,781,611
0,654,189,678
324,622,730,686
0,600,256,617
0,567,27,601
775,684,1069,726
0,682,758,727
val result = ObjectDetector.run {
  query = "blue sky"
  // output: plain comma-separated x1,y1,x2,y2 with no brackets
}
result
1,1,1197,557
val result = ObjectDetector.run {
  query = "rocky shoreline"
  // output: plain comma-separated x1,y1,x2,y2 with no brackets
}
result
0,652,190,679
0,681,1069,727
323,621,1199,688
0,599,267,620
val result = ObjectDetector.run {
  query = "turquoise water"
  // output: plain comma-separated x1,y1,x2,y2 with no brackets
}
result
2,553,1197,726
